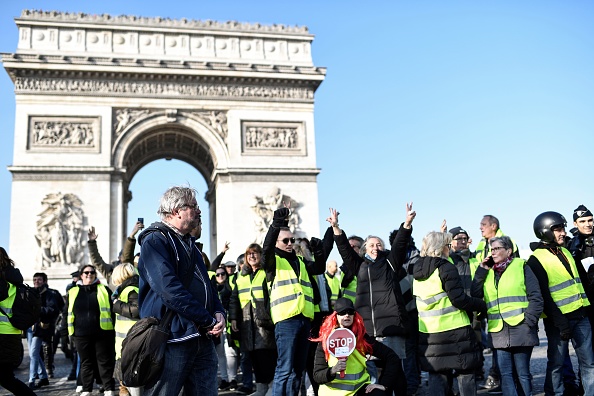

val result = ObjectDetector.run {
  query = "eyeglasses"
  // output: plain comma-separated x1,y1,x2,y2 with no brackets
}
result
82,271,96,275
446,244,452,249
491,247,506,252
278,237,296,245
247,252,260,256
337,309,356,316
453,237,468,242
216,273,226,277
183,203,198,210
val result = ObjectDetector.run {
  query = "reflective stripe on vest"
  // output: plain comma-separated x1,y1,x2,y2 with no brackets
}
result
341,277,357,304
319,350,370,396
67,284,114,336
413,263,470,333
270,256,314,323
325,273,342,309
236,269,267,310
483,258,528,332
114,285,139,359
0,283,21,335
532,247,590,314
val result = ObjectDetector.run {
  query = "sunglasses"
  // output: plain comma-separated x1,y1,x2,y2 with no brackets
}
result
82,271,96,275
216,273,226,277
337,309,356,316
278,237,296,245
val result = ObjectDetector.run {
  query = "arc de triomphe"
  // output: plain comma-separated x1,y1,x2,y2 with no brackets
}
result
2,10,325,283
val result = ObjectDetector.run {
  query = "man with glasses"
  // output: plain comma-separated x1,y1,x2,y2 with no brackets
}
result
262,207,326,396
137,186,225,396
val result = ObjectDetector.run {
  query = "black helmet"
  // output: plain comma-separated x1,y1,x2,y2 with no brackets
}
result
533,211,567,244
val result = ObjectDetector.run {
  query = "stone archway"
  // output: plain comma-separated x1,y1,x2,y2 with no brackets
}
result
2,10,325,284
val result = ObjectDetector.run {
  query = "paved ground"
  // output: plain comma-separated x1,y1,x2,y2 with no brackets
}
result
2,320,580,395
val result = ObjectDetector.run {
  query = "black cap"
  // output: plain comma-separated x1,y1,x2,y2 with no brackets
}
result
70,271,80,278
334,297,355,313
573,205,593,221
448,226,468,238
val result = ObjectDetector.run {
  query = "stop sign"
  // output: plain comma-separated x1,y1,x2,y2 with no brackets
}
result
326,328,356,358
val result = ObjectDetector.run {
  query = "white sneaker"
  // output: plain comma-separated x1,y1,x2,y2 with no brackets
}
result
76,385,83,392
104,391,115,396
80,392,92,396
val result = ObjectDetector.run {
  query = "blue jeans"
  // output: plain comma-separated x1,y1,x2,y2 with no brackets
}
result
544,316,594,396
497,346,533,396
272,316,311,396
144,336,218,396
26,329,48,383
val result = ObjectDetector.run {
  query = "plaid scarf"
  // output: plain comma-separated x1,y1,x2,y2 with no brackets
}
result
493,256,513,277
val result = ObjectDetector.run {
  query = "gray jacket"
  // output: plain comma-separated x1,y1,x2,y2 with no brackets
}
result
471,262,543,349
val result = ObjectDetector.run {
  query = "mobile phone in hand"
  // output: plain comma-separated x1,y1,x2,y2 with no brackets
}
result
486,256,495,267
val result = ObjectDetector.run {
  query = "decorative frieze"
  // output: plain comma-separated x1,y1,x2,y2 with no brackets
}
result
242,121,306,155
28,116,100,152
193,111,228,142
15,77,315,101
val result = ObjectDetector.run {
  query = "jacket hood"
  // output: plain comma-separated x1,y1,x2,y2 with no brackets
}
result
413,256,448,281
138,221,189,245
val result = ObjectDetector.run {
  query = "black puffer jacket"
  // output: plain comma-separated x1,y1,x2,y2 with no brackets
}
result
229,265,275,352
112,275,139,320
413,256,486,373
335,224,411,337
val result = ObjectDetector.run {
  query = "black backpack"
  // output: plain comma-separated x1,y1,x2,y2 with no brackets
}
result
0,283,41,330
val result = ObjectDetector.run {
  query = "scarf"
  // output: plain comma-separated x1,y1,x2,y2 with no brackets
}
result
493,256,513,277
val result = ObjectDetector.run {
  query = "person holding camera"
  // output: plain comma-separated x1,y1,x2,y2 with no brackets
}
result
471,236,543,396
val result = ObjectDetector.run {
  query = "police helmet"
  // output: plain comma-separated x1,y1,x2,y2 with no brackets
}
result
533,211,567,244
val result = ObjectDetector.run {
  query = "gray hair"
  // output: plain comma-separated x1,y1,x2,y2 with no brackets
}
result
363,235,385,254
489,236,513,251
157,186,197,220
420,231,452,259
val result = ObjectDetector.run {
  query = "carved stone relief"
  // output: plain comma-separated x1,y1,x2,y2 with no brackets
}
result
15,77,315,101
29,116,100,151
35,192,86,269
193,111,228,142
113,109,150,136
251,187,302,246
242,121,306,155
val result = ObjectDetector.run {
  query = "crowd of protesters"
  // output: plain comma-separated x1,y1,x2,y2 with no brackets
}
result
2,186,594,396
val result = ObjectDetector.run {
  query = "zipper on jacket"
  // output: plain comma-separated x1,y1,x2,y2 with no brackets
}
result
368,265,377,337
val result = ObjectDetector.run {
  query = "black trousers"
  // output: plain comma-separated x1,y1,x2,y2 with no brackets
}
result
73,331,116,392
250,348,277,383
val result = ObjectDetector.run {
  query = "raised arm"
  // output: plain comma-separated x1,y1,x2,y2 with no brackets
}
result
388,202,416,269
87,226,115,280
122,221,143,264
328,208,363,277
210,242,230,271
262,207,291,277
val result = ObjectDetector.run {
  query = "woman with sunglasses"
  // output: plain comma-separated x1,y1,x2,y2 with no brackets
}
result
312,298,405,396
471,236,543,396
412,231,487,396
67,264,116,396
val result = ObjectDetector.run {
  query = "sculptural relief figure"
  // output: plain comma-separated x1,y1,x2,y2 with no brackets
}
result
244,126,299,149
251,187,302,245
114,108,150,136
35,192,86,269
31,120,96,147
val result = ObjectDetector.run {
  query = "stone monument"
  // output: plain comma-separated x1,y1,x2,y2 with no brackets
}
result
1,10,326,284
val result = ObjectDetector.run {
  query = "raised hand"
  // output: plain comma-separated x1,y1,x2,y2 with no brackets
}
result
326,208,340,227
404,202,416,228
440,219,447,233
88,226,98,241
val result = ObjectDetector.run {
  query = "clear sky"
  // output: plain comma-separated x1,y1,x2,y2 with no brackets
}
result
1,1,593,262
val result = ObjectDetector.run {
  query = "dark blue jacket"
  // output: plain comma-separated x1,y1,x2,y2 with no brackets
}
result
138,222,225,342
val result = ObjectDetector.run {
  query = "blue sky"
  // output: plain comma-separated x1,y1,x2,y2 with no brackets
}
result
1,1,593,261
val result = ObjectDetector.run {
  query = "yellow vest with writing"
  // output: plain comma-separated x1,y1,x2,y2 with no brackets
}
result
483,258,528,332
0,283,21,335
270,256,314,323
67,284,114,336
414,263,470,333
319,349,370,396
114,285,139,359
532,247,590,315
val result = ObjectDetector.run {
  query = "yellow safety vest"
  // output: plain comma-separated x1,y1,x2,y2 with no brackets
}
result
270,255,314,323
67,284,114,336
341,277,357,304
319,349,370,396
326,273,342,310
483,258,528,332
532,247,590,315
114,285,139,359
0,283,21,335
236,269,267,310
475,229,518,261
414,263,470,333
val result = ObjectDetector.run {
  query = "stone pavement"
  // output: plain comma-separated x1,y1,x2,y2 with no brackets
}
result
2,320,580,395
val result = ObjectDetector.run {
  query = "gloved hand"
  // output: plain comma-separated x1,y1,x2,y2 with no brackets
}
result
560,327,572,341
309,237,322,251
272,208,290,227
